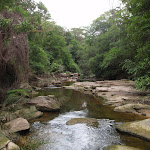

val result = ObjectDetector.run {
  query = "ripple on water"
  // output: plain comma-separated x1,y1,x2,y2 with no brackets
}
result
31,110,121,150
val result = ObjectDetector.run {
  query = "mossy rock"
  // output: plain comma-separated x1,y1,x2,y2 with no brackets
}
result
0,131,20,150
0,131,9,149
14,106,43,120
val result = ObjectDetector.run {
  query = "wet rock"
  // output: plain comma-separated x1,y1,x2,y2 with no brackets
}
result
5,118,30,133
27,96,61,112
116,119,150,141
104,145,140,150
66,118,99,126
0,132,20,150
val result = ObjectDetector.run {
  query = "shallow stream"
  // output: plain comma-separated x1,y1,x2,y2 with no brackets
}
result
21,87,150,150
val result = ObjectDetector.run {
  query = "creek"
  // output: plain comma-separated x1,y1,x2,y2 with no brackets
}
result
20,86,150,150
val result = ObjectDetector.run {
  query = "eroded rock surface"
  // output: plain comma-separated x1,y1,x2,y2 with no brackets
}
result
116,119,150,141
64,80,150,117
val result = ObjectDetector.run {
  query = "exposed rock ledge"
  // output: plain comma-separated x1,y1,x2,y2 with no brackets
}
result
64,80,150,117
116,118,150,141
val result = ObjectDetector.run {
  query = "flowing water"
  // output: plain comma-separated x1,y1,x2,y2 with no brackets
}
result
21,87,150,150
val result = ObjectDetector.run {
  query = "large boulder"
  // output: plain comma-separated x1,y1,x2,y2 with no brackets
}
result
27,96,61,112
104,145,140,150
5,118,30,133
0,132,20,150
116,119,150,141
66,118,99,126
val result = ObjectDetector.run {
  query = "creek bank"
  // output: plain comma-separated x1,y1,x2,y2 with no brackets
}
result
30,72,80,88
0,72,79,149
64,80,150,117
0,105,43,149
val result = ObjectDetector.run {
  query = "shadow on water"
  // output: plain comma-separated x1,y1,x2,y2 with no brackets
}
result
20,88,150,150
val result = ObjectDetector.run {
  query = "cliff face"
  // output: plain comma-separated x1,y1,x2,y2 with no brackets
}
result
0,11,29,102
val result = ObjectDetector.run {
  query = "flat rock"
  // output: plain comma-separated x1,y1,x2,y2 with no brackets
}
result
66,118,99,126
116,119,150,141
5,118,30,133
114,104,150,116
104,145,140,150
27,96,61,112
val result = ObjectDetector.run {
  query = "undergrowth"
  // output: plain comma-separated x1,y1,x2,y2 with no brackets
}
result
4,89,29,106
20,137,44,150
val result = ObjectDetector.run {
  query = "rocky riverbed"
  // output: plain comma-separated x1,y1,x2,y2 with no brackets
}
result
64,80,150,117
63,80,150,144
1,78,150,149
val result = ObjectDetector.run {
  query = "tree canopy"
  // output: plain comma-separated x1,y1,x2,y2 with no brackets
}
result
0,0,150,93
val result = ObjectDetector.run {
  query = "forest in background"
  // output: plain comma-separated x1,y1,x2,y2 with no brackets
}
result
0,0,150,99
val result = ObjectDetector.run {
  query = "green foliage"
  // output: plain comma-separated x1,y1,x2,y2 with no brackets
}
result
121,0,150,91
2,0,149,93
7,89,26,96
61,49,80,73
136,75,150,91
50,61,64,73
89,54,104,78
67,39,83,64
14,20,33,33
29,42,50,74
0,0,16,11
0,18,11,30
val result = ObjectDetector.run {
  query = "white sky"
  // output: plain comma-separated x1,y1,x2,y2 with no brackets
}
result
34,0,122,29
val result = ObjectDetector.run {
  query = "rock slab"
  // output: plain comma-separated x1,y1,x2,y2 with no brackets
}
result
66,118,99,126
116,118,150,141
